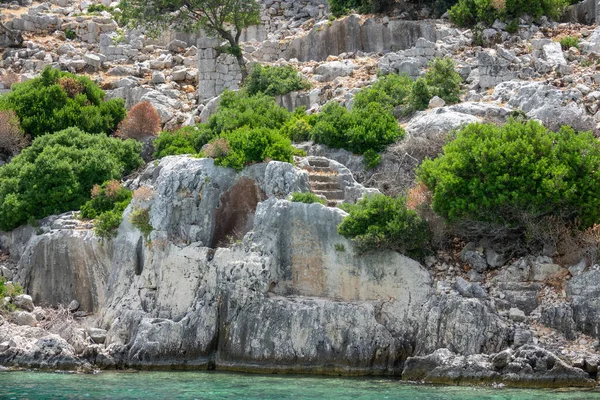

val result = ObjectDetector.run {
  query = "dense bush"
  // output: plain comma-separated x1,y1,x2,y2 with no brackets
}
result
290,192,326,205
245,64,311,96
352,74,413,111
418,120,600,228
0,110,29,160
0,128,143,231
338,194,431,259
449,0,569,27
311,101,404,154
208,90,291,134
0,67,126,138
211,127,295,171
118,101,162,140
153,124,216,158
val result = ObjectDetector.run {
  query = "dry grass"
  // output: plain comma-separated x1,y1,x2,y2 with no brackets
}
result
133,186,154,201
0,110,29,159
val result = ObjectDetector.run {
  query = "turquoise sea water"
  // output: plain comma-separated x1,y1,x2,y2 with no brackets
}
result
1,371,599,400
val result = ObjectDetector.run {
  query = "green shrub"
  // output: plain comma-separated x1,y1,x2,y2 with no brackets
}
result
311,102,354,149
0,127,142,231
208,90,291,134
153,124,216,158
449,0,569,27
0,67,126,138
353,74,413,111
87,4,114,12
363,148,382,169
65,28,76,40
281,117,313,142
338,194,431,259
559,35,579,50
424,58,462,105
129,207,153,240
408,78,431,112
211,127,295,171
290,192,326,205
347,102,403,153
311,101,403,154
418,120,600,228
94,207,127,239
245,64,311,96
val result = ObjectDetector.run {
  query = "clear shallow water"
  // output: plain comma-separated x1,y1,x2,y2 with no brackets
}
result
1,371,600,400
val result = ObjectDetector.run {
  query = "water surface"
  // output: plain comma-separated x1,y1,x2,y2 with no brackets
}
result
1,371,599,399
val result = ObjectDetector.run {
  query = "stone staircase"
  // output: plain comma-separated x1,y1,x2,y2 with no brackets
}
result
301,158,345,207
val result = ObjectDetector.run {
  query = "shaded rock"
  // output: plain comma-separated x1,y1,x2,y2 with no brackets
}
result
460,243,487,273
509,307,526,322
541,303,577,340
567,269,600,339
86,328,107,344
68,300,80,312
513,328,533,347
415,295,509,356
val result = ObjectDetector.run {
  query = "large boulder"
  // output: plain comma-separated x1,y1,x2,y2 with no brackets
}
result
567,269,600,339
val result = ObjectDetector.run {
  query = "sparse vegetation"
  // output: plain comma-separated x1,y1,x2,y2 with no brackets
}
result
0,110,29,160
129,207,153,240
80,180,133,239
290,192,327,205
0,276,24,313
559,35,580,50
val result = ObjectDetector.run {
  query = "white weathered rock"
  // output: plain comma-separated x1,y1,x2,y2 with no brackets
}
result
83,53,102,69
314,60,356,81
428,96,445,108
14,311,37,327
13,294,34,312
509,307,526,322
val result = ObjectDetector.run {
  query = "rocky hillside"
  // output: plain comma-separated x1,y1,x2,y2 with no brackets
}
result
1,0,600,389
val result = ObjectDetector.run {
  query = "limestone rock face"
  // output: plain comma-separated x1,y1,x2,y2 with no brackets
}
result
16,229,111,312
96,156,436,372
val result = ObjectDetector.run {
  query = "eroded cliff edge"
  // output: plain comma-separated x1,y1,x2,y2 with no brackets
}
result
0,155,596,388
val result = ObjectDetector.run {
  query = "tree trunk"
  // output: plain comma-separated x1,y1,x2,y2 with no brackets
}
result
222,33,247,83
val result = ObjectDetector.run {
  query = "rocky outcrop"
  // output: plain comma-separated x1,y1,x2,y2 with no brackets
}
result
402,346,595,387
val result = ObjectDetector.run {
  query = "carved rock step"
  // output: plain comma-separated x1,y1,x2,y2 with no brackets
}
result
310,182,341,191
313,189,345,201
308,174,338,183
307,158,330,168
302,165,335,174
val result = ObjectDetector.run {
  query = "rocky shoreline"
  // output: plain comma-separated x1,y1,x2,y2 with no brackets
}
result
0,156,597,389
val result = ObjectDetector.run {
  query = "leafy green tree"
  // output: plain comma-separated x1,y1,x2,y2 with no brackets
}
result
0,127,142,231
424,58,462,105
119,0,260,80
418,120,600,228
